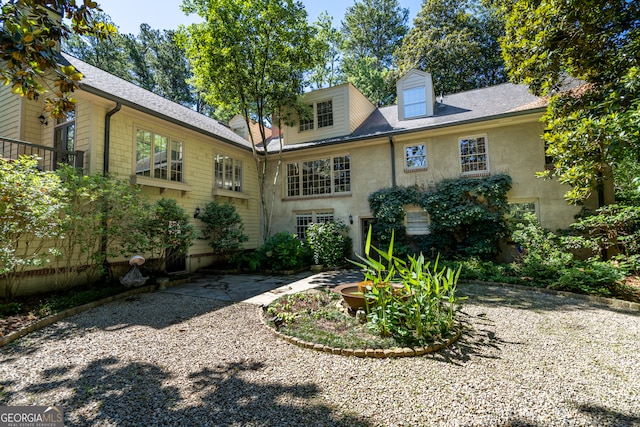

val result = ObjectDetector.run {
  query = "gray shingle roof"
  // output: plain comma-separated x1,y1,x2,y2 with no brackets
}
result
274,83,545,152
61,52,252,150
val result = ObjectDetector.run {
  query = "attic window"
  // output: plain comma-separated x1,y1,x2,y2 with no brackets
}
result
299,104,314,131
317,100,333,128
403,86,426,118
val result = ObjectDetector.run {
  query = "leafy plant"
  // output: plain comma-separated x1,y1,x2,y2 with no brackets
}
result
306,220,351,267
199,200,248,254
368,175,512,260
351,227,463,346
0,302,22,317
256,232,311,271
142,198,195,274
0,157,66,299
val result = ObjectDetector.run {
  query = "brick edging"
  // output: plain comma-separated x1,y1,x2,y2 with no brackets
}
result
258,306,461,358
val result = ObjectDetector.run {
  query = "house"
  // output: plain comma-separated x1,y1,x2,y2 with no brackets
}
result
0,54,612,295
265,69,612,254
0,52,262,294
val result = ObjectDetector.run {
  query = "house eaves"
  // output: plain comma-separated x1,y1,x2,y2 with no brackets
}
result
61,53,254,152
267,82,547,154
272,106,546,154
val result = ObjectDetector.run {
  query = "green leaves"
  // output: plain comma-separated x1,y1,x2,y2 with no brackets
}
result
0,0,116,118
199,200,248,255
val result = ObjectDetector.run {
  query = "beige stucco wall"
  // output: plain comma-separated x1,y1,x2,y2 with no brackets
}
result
266,112,591,257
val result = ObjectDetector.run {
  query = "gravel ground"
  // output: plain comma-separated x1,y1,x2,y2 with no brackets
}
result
1,281,639,427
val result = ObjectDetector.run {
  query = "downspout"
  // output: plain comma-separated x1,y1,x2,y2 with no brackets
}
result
389,136,397,187
101,102,121,280
103,102,121,175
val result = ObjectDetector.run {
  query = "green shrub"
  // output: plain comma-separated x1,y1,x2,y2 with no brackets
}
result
199,200,248,254
306,221,351,267
0,302,22,317
511,214,572,284
555,260,625,296
257,232,311,271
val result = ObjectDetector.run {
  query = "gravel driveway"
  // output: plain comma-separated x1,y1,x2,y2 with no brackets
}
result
0,277,639,427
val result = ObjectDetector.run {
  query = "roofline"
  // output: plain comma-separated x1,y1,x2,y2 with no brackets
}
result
275,106,547,153
79,85,254,153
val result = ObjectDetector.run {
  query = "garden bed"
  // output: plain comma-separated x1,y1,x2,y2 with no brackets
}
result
263,288,461,357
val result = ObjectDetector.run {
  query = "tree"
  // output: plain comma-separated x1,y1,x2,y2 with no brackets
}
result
199,200,248,255
0,0,116,118
394,0,506,94
498,0,640,205
0,157,65,299
63,12,132,82
179,0,321,240
308,12,344,90
340,0,409,106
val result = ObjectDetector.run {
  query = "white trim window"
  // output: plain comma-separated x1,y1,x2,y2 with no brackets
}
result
286,155,351,198
136,129,184,182
299,104,314,132
214,154,243,192
403,86,427,119
295,210,334,239
299,100,333,132
404,143,427,171
459,135,489,175
509,200,539,221
405,206,430,235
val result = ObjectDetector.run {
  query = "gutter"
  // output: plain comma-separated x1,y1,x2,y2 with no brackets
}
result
269,107,548,154
389,136,396,187
104,102,122,175
82,85,252,153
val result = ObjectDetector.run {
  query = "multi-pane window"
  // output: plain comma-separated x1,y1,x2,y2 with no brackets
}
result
286,155,351,198
404,144,427,170
316,100,333,128
403,86,426,118
509,201,538,221
214,154,243,192
54,110,75,167
459,135,488,175
405,206,430,235
136,129,184,182
299,104,314,132
295,211,334,239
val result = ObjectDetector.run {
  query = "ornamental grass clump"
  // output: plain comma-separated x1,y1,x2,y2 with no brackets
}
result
352,227,463,346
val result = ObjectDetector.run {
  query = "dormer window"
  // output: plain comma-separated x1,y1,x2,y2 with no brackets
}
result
396,69,436,121
403,86,427,118
298,99,334,132
317,100,333,128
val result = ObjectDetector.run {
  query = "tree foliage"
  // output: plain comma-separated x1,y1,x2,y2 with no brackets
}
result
340,0,408,106
0,157,65,299
0,0,116,118
179,0,321,239
308,12,344,90
394,0,507,94
498,0,640,204
199,200,248,254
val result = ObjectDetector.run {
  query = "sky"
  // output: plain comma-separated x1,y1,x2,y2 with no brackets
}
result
99,0,424,35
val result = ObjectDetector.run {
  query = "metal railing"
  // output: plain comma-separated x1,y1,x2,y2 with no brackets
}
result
0,136,85,172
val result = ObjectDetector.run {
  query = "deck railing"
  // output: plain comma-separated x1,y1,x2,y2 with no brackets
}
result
0,136,85,172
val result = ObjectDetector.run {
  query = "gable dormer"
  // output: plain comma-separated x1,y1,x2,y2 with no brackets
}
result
283,83,376,145
396,69,437,121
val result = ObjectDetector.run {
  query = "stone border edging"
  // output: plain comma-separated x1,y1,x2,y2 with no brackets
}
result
258,306,462,358
460,279,640,312
0,278,191,348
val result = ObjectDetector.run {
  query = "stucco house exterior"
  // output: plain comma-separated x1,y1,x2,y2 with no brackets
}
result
0,54,610,292
266,69,610,254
